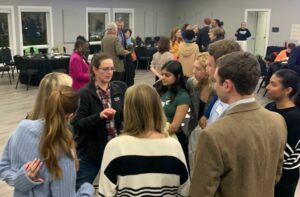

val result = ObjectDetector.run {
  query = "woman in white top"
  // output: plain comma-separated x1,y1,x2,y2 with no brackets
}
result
150,37,174,81
98,84,190,197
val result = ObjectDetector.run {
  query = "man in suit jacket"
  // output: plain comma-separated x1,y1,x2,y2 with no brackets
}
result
196,18,211,52
101,22,129,81
190,51,287,197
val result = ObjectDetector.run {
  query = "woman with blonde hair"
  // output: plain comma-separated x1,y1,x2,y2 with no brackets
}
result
0,86,94,196
99,84,190,196
186,52,215,173
27,72,72,120
170,27,183,59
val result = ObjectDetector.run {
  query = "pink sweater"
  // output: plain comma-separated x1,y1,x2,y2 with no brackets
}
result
69,52,90,91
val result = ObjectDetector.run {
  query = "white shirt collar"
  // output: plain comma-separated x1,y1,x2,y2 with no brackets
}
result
227,97,256,112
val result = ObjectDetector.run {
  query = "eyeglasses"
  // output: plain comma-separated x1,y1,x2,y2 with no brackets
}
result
98,67,115,72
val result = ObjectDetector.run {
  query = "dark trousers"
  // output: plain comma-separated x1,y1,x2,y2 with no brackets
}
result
76,154,101,190
124,55,135,86
176,130,189,171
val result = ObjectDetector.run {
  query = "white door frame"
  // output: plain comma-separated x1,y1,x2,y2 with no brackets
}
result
244,9,271,56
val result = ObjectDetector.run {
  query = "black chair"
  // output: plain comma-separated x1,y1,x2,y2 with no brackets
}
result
1,47,15,79
256,55,268,96
134,46,152,69
144,37,152,46
154,36,160,43
14,55,39,90
0,48,12,84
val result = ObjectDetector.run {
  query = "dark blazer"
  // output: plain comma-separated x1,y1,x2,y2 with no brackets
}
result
196,26,210,52
72,80,127,160
190,102,287,197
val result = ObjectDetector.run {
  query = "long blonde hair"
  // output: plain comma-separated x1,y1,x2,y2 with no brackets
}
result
28,73,72,120
193,53,213,100
123,84,167,136
39,86,79,179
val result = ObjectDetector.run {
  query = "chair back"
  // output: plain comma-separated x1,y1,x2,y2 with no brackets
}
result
257,55,267,77
0,48,3,63
1,47,13,64
144,37,152,46
134,46,150,59
14,55,26,71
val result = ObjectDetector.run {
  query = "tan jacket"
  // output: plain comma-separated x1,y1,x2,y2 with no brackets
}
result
178,42,199,77
101,34,129,72
190,102,287,197
150,51,174,74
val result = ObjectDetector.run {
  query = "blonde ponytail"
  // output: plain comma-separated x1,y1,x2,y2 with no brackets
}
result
39,86,79,179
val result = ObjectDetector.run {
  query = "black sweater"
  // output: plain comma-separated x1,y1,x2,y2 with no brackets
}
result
72,80,127,160
265,102,300,184
235,28,251,41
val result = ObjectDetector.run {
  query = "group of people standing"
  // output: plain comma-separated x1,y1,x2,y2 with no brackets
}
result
1,16,300,197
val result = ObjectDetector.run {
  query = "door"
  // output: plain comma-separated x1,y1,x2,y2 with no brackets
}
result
254,12,268,56
245,9,270,56
246,11,257,53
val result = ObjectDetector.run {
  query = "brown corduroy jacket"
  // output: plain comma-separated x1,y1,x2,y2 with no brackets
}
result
190,101,287,197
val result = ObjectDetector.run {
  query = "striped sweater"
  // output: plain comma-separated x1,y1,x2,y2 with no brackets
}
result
98,135,190,196
0,119,94,197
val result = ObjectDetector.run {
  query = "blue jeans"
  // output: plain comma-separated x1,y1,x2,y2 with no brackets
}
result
76,154,101,191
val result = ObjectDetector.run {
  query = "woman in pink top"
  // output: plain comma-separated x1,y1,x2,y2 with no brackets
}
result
69,35,90,91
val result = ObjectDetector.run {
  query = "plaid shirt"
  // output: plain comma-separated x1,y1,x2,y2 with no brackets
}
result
95,83,117,141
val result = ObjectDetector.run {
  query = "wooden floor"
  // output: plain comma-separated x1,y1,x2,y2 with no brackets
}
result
0,70,269,196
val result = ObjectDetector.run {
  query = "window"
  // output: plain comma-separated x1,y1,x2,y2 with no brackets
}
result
113,8,134,33
18,6,53,54
0,6,16,54
0,13,9,47
86,8,110,44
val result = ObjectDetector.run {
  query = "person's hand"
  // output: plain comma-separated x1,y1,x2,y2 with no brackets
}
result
99,108,116,119
24,159,44,183
199,116,207,129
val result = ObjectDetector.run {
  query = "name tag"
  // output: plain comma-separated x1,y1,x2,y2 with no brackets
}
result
216,104,223,115
114,97,120,102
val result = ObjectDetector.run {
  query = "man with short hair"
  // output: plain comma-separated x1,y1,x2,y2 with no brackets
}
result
190,51,287,197
199,39,241,128
115,19,126,48
101,22,129,81
196,18,211,52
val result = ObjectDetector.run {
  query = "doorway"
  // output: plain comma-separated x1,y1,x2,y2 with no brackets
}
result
244,9,271,56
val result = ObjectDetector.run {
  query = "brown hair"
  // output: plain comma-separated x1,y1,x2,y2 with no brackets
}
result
208,39,242,61
39,86,79,179
90,53,112,79
209,27,225,41
28,73,72,120
216,51,260,95
170,27,183,46
204,18,211,25
157,37,170,53
123,84,167,136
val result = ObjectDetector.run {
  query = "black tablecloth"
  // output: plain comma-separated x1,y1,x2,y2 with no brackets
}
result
20,55,70,85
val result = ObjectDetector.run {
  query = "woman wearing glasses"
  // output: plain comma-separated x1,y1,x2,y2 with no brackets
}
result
72,53,127,190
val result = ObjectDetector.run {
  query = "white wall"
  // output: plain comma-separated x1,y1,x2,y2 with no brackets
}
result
1,0,176,54
174,0,300,46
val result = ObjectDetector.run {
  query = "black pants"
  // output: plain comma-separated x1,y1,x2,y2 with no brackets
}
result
112,71,124,82
124,55,135,86
176,130,189,171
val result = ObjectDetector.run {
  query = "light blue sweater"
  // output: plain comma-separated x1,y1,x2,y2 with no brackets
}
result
0,119,94,197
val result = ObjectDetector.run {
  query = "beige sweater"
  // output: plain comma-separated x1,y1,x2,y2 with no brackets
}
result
150,51,174,74
178,42,199,77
